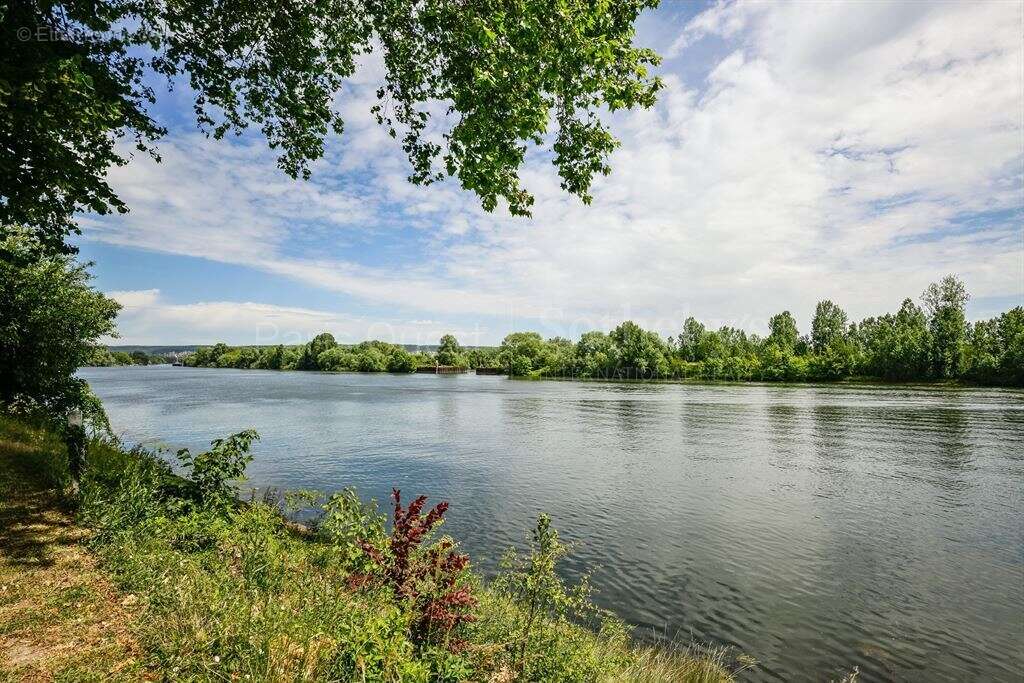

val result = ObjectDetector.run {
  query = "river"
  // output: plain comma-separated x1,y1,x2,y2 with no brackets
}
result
79,366,1024,682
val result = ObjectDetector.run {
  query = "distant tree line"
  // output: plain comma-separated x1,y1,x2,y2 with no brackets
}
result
177,276,1021,386
183,335,432,373
85,348,174,367
181,332,504,374
494,275,1021,386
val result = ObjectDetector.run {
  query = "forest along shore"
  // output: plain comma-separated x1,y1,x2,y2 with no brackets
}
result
97,277,1021,387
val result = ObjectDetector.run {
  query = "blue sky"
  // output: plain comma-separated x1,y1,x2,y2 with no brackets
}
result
78,0,1024,346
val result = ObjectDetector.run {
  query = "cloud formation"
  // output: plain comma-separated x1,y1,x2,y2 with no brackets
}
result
105,290,488,346
86,0,1023,344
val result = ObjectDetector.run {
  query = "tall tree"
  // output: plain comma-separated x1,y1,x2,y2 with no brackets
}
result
964,318,1000,383
995,308,1024,386
436,334,465,366
609,320,668,377
574,331,615,376
497,331,549,375
767,311,799,353
0,228,119,415
298,332,338,370
675,317,705,361
1,0,662,253
922,275,969,379
811,300,848,354
891,298,931,379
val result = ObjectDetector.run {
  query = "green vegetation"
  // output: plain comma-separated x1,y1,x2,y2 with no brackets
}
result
0,417,144,680
436,334,469,368
85,347,174,367
494,277,1021,386
181,276,1023,386
183,335,436,373
0,228,119,421
0,415,739,682
3,0,661,254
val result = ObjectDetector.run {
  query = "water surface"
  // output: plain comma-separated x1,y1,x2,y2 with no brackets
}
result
80,366,1024,682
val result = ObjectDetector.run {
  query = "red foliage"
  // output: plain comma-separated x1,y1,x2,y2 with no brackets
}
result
355,488,477,646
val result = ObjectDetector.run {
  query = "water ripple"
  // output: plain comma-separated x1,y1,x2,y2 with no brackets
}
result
80,367,1024,682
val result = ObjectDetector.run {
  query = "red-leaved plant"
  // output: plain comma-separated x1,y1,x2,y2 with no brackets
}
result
352,488,477,648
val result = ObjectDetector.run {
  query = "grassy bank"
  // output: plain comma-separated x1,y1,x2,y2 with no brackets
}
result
0,419,144,680
0,416,740,682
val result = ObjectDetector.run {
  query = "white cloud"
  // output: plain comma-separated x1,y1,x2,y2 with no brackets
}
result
107,288,160,310
85,0,1023,343
103,290,490,346
665,0,751,57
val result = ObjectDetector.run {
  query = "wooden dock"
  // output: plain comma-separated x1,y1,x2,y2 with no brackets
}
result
415,365,468,374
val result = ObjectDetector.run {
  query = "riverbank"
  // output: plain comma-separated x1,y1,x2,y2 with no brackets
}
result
88,361,1009,391
158,296,1024,388
0,415,740,682
0,419,144,680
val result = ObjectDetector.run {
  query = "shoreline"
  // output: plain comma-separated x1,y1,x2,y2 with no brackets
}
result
0,415,746,682
81,363,1021,391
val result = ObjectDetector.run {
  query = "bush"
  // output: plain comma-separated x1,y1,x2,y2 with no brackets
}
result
177,429,259,508
317,487,388,571
486,513,611,680
353,489,478,652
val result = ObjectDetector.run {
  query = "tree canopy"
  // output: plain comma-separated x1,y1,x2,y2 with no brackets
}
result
436,334,467,367
162,275,1023,386
811,300,847,354
767,311,799,353
0,229,120,416
1,0,662,253
922,274,970,378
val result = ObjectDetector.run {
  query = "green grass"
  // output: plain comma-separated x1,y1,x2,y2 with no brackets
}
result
0,415,741,682
0,417,144,681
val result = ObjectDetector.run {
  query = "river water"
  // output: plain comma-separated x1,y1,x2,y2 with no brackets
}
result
79,366,1024,682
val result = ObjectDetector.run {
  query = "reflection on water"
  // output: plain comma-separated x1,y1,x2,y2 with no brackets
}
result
80,367,1024,682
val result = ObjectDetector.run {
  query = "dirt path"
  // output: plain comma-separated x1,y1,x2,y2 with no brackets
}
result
0,424,144,681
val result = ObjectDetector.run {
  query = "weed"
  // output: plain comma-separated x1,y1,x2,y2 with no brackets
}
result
354,489,478,652
177,429,259,507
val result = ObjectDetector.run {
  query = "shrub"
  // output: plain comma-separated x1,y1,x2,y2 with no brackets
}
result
491,513,600,677
354,489,478,651
79,440,172,543
317,487,388,571
472,513,682,681
177,429,259,507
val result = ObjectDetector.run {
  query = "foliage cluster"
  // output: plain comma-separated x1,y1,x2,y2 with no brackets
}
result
490,513,608,678
84,347,175,366
182,333,487,373
183,334,436,373
491,276,1022,386
176,429,260,507
0,415,736,682
177,276,1020,386
0,228,118,425
352,489,477,652
3,0,662,254
436,334,470,368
